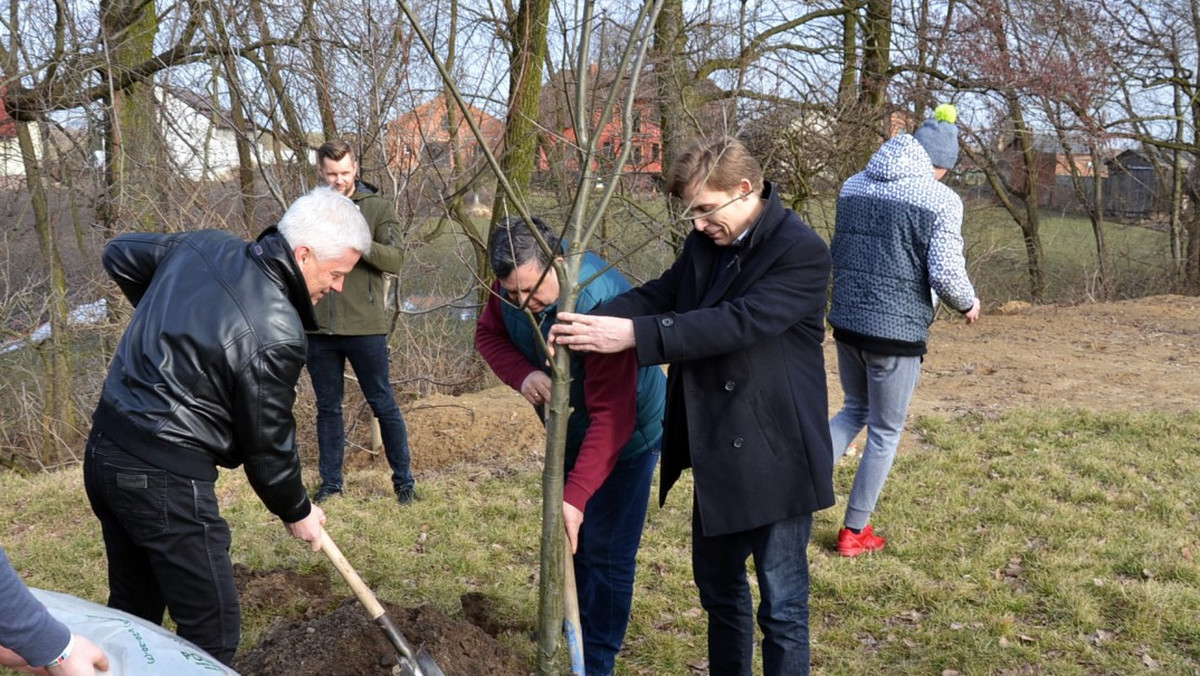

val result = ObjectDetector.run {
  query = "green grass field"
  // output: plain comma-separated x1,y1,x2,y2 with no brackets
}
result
5,408,1199,675
0,195,1190,674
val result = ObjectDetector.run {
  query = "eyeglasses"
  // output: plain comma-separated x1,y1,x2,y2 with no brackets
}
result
671,192,749,223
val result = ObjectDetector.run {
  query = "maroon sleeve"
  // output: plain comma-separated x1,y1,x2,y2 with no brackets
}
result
475,283,541,391
563,348,638,511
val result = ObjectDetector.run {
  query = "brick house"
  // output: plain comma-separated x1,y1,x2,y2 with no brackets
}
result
386,94,505,175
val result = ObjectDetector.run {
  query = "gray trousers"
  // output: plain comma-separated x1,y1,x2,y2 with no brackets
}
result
829,341,922,530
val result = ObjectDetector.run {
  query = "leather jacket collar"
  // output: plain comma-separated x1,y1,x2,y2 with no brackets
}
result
254,227,319,331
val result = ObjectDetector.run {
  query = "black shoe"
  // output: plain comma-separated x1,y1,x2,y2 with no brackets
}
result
312,487,342,504
395,485,417,505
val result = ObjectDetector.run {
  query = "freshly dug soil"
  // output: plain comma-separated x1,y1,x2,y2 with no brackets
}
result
233,596,529,676
232,564,530,676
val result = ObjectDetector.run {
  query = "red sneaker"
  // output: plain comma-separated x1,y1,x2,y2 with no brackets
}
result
837,525,886,557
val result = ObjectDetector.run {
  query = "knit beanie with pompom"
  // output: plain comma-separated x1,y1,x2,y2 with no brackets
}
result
913,103,959,169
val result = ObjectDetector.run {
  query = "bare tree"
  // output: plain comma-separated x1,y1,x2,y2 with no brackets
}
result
949,0,1051,301
398,0,666,671
1110,0,1200,292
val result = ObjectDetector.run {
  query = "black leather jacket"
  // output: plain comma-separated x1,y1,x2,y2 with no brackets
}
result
92,228,316,523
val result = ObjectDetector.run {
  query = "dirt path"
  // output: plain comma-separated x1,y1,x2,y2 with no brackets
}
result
877,294,1200,419
401,294,1200,473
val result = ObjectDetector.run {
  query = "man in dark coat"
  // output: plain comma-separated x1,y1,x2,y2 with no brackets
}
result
85,186,371,664
550,136,834,676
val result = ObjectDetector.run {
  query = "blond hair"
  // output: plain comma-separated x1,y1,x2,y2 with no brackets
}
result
665,136,764,199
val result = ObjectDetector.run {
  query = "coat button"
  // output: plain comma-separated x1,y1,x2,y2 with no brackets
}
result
724,380,735,391
732,437,744,448
661,317,674,327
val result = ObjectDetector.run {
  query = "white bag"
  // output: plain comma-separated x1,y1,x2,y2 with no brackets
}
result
30,589,239,675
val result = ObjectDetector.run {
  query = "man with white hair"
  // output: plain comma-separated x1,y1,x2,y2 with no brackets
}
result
83,186,371,664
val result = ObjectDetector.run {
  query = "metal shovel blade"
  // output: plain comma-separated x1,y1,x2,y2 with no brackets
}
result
376,613,447,676
320,531,448,676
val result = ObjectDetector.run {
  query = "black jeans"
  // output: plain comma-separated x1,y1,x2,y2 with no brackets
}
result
83,430,239,665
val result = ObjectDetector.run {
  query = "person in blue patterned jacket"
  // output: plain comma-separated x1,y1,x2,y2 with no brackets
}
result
827,104,981,557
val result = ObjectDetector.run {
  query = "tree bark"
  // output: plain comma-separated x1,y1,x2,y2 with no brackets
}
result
492,0,551,221
18,120,75,464
100,0,162,233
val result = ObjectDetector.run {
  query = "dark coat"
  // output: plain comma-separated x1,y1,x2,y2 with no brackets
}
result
597,183,835,537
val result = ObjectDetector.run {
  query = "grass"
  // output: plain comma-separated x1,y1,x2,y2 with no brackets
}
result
960,208,1173,304
804,198,1173,306
4,408,1200,675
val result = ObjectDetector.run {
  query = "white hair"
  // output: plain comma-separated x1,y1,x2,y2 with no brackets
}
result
277,186,372,259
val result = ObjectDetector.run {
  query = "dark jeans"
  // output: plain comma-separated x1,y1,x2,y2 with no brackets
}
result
574,449,659,676
692,508,814,676
307,333,413,492
83,430,239,665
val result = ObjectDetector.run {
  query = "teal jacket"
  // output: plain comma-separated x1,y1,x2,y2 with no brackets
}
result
476,251,665,509
499,253,665,468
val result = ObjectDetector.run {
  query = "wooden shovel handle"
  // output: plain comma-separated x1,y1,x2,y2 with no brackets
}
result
319,529,387,620
319,530,445,676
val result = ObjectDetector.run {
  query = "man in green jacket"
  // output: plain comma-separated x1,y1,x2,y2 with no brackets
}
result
309,140,415,504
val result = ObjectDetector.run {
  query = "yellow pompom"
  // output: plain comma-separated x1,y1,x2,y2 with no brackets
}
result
934,103,958,124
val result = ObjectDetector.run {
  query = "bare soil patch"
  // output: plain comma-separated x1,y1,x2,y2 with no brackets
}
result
233,566,530,676
234,598,528,676
890,294,1200,418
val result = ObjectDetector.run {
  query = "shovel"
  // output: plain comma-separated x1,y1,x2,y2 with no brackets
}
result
319,530,447,676
563,546,585,676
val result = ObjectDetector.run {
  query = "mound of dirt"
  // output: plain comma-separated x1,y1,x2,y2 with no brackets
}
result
234,597,529,676
234,565,335,620
234,566,531,675
332,389,546,475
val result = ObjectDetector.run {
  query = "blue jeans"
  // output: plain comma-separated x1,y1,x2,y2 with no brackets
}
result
307,333,413,492
574,449,659,676
828,341,922,530
83,430,239,665
692,508,814,676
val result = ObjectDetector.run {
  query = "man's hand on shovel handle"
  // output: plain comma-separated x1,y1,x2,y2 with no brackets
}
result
563,502,583,554
286,505,328,552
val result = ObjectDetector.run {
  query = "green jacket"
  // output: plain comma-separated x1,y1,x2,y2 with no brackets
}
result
311,180,404,335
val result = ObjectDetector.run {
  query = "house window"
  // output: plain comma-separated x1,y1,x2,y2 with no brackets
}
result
651,143,660,163
633,144,644,165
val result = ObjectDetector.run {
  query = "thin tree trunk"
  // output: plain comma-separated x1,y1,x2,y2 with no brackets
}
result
652,0,690,176
19,120,74,464
209,4,257,235
249,0,312,184
492,0,551,221
1089,148,1110,299
100,0,161,233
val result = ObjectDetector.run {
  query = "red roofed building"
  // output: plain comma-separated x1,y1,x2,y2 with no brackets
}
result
386,94,505,175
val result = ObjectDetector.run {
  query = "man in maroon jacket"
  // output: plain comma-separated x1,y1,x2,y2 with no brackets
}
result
475,216,666,676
